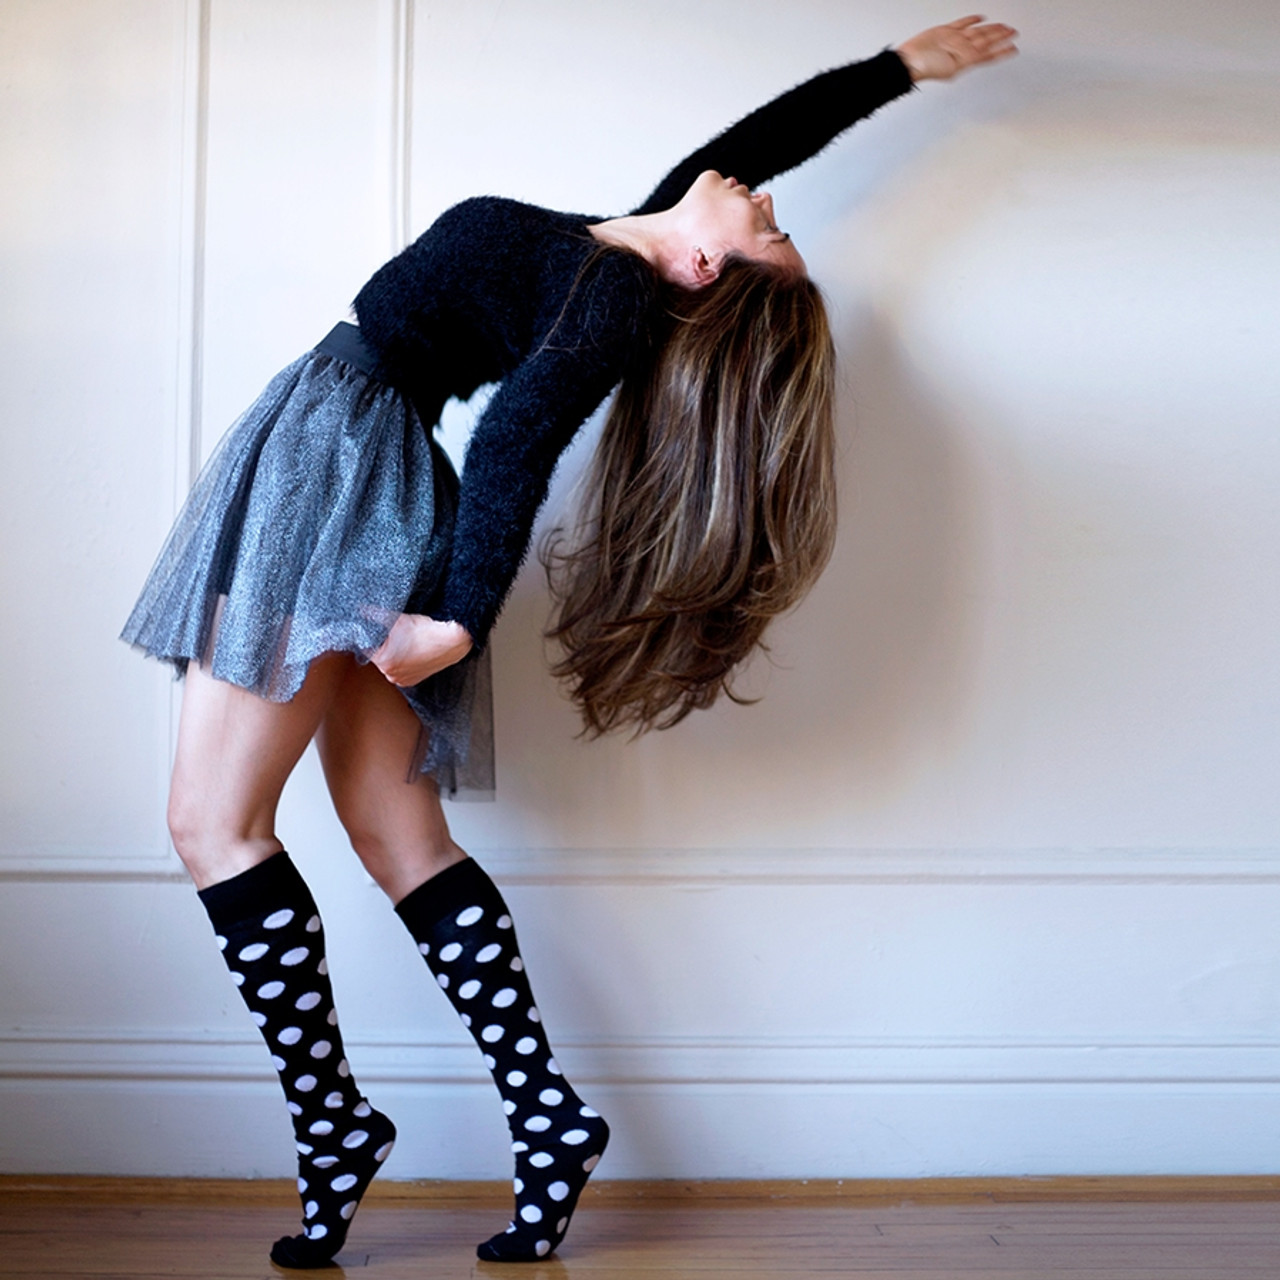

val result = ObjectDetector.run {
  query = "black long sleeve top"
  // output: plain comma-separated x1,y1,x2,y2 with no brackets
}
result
352,48,915,647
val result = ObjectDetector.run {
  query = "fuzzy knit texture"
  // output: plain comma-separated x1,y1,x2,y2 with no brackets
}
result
396,858,609,1261
198,852,396,1268
353,48,915,648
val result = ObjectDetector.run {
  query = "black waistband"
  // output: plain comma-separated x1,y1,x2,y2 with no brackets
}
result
315,321,378,376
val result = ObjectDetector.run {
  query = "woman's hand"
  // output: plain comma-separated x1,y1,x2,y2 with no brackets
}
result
369,614,473,687
896,15,1019,83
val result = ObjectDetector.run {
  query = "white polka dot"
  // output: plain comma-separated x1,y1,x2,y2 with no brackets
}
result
296,1142,313,1155
337,1059,350,1077
317,958,328,976
520,1205,543,1224
515,1037,537,1055
582,1154,601,1172
309,1120,333,1136
258,980,285,1000
536,1239,551,1257
492,988,517,1008
296,991,321,1011
483,1054,496,1070
343,1129,368,1149
353,1101,371,1118
304,1200,319,1218
513,1177,524,1194
511,1141,529,1153
310,1040,332,1059
327,1008,338,1026
374,1141,394,1162
580,1105,599,1118
264,909,294,929
529,1152,553,1168
556,1217,568,1233
417,942,431,956
476,943,502,964
307,1223,328,1240
497,915,513,929
439,942,463,962
456,906,483,926
287,1102,303,1117
340,1201,357,1221
527,1006,541,1023
506,1070,528,1087
547,1057,562,1075
306,915,321,933
331,1173,358,1192
458,980,481,1000
251,1011,267,1027
525,1115,551,1132
437,973,450,989
324,1091,343,1108
510,956,524,972
271,1055,286,1071
561,1129,588,1145
503,1100,517,1116
239,942,268,962
297,1177,307,1192
278,1026,302,1046
231,972,245,987
505,1223,516,1234
281,946,309,966
295,1074,318,1092
540,1089,564,1106
313,1156,338,1169
481,1024,505,1043
460,1013,473,1028
548,1181,569,1201
215,935,227,951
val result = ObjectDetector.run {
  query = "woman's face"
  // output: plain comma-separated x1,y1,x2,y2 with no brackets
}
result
682,170,807,277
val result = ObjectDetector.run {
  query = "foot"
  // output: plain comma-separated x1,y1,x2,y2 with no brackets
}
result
476,1108,609,1262
270,1104,396,1268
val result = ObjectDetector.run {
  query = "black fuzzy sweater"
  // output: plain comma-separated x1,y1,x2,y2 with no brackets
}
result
353,48,915,646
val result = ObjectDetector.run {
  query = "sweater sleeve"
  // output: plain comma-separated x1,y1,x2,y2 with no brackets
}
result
631,48,916,216
436,254,652,647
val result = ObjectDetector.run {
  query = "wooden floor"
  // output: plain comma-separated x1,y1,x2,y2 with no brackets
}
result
3,1178,1280,1279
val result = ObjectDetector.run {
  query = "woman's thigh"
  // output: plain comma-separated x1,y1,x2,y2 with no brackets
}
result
169,651,353,888
315,660,465,904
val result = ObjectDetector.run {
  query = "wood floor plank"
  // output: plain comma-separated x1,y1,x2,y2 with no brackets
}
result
3,1183,1280,1278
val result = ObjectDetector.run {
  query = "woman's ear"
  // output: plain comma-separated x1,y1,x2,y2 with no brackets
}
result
688,244,720,289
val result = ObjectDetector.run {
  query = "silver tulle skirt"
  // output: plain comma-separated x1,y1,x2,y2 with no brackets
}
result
121,323,494,799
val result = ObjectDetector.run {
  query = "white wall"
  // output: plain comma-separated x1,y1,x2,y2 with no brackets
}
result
2,0,1279,1179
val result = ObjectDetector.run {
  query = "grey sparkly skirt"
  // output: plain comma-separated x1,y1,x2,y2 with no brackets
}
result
121,323,494,799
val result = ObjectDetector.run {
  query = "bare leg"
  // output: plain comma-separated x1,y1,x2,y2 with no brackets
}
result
168,652,351,887
317,662,609,1262
169,652,396,1269
315,658,466,902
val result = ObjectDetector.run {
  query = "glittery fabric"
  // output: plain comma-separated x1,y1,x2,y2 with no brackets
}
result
121,332,494,799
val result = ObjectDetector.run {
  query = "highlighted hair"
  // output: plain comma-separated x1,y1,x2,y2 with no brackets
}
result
544,256,837,735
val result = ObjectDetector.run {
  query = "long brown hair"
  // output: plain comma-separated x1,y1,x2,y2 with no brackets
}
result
543,255,838,735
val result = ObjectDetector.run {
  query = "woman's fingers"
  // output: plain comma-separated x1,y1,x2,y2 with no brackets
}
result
899,18,1019,80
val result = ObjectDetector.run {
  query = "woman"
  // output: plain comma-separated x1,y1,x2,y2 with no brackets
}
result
123,16,1017,1267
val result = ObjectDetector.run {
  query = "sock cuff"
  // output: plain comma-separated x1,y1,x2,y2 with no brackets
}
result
197,850,312,930
394,857,504,937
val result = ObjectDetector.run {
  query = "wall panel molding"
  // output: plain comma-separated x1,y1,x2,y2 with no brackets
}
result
4,846,1279,885
5,1028,1280,1087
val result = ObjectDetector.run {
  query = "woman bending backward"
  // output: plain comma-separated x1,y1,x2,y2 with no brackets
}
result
122,18,1017,1267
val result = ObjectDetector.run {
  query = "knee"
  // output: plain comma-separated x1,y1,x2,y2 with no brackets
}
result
166,783,206,866
342,820,465,901
167,779,278,885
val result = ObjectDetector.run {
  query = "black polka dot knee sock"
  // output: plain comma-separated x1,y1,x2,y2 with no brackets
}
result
198,851,396,1269
395,857,609,1262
